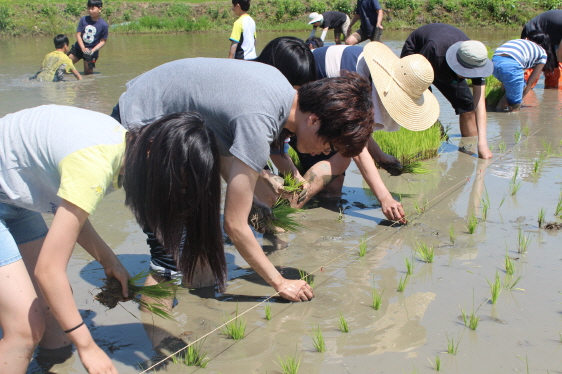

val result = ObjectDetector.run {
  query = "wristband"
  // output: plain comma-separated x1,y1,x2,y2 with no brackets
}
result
64,321,85,334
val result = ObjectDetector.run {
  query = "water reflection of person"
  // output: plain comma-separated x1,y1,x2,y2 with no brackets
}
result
0,107,226,374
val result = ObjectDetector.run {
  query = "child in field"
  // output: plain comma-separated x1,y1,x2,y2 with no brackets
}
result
68,0,108,75
493,31,555,112
228,0,256,59
31,34,82,82
0,105,226,373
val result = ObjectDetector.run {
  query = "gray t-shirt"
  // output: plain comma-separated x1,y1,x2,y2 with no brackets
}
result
118,58,296,172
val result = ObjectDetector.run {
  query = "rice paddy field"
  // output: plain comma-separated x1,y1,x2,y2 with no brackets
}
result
1,30,561,373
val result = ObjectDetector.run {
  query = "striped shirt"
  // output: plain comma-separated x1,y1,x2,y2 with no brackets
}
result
494,39,547,69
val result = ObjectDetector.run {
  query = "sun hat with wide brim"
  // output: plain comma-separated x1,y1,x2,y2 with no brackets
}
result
363,41,439,132
308,12,323,24
445,40,493,78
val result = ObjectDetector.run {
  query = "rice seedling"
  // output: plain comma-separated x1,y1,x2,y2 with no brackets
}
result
298,269,315,288
485,74,504,107
518,229,532,254
449,223,457,244
405,256,415,276
522,125,530,137
504,250,514,275
460,290,480,330
481,197,490,222
498,194,507,208
498,139,507,153
95,271,177,321
541,139,553,155
415,242,434,263
514,128,522,143
372,121,443,167
509,166,522,196
182,338,209,368
466,213,478,234
264,302,272,321
538,207,546,228
434,356,441,371
282,173,305,195
532,158,541,175
555,193,562,217
397,275,408,292
504,275,523,290
276,351,302,374
336,208,344,223
371,281,384,310
308,325,325,352
446,333,461,355
270,200,304,233
413,198,429,215
358,236,367,257
486,270,502,305
221,304,246,340
399,161,433,175
338,312,350,333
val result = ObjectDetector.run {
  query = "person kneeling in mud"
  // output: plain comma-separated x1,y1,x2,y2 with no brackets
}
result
0,106,226,374
274,43,439,224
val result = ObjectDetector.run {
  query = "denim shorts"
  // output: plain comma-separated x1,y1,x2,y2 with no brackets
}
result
0,203,48,267
493,55,525,105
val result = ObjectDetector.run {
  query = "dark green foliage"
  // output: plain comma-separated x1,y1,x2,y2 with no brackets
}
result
0,5,14,31
64,1,83,17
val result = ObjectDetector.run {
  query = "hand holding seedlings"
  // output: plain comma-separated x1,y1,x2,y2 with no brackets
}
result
380,195,407,223
273,275,314,302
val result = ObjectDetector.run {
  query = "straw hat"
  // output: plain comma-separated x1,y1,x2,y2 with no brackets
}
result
363,42,439,132
446,40,493,78
308,12,323,24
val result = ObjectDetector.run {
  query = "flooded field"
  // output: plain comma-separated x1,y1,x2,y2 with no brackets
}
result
1,29,562,373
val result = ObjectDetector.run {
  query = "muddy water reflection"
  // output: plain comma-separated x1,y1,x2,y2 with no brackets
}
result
2,29,562,373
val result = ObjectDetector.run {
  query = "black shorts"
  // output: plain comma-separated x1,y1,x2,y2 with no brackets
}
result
69,42,99,65
294,150,345,176
432,78,475,114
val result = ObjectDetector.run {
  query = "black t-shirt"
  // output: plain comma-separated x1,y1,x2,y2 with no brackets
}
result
401,23,483,86
522,9,562,46
321,11,347,29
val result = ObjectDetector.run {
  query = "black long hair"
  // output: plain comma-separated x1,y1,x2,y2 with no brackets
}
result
527,30,557,73
123,112,226,292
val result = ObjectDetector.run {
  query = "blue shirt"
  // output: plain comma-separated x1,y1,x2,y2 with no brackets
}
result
77,16,109,49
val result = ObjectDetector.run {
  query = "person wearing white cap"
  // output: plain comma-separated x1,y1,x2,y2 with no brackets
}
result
308,11,350,45
284,43,439,224
401,23,494,159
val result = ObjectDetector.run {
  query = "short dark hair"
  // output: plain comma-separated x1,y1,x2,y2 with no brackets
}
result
297,72,375,158
54,34,69,49
87,0,103,8
232,0,250,11
305,36,324,49
527,30,557,73
124,112,227,292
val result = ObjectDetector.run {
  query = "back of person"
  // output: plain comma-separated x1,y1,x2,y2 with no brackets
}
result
231,14,256,59
34,51,75,82
495,39,547,70
313,45,366,79
522,9,562,46
320,11,347,29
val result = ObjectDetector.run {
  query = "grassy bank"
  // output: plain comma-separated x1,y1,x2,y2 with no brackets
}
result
0,0,561,36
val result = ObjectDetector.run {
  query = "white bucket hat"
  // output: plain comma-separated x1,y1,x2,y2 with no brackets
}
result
363,42,440,132
308,12,323,24
445,40,493,78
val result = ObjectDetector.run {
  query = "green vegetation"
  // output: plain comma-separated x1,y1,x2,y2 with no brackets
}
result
517,228,531,254
498,139,507,153
487,270,502,305
298,269,315,288
449,223,456,244
485,74,504,108
171,339,209,368
405,256,414,276
504,250,514,275
271,200,304,233
433,356,441,371
514,128,522,144
371,280,383,310
221,304,246,340
397,275,408,292
358,236,367,257
373,121,443,169
264,302,272,321
461,290,480,330
556,193,562,217
283,173,305,194
538,207,546,228
415,242,434,263
504,274,522,290
510,166,522,196
446,333,461,355
338,312,350,333
466,213,478,234
308,325,325,352
277,351,302,374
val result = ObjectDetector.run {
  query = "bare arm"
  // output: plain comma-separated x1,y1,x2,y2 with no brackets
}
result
76,32,86,53
376,9,384,28
91,38,106,53
270,154,305,182
348,13,360,35
224,158,313,301
523,63,544,98
353,147,405,221
228,41,238,59
71,68,82,80
472,84,492,159
557,40,562,63
34,200,119,374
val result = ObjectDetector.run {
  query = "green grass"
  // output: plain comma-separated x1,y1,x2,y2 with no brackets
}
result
518,229,532,254
405,256,415,276
372,121,443,167
276,351,302,374
446,333,461,355
449,223,457,244
338,312,350,333
504,250,514,275
182,339,209,368
371,281,383,310
298,269,315,289
397,275,408,292
415,242,434,263
308,325,325,353
264,302,272,321
358,236,367,257
220,304,246,340
510,166,522,196
538,207,546,228
487,270,502,305
466,213,478,234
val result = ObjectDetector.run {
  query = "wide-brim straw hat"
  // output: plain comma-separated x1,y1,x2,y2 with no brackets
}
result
363,41,439,132
308,12,323,24
446,40,493,78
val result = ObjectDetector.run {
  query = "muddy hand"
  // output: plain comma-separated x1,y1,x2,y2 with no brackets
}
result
277,278,314,302
381,197,406,224
378,159,403,176
102,257,130,299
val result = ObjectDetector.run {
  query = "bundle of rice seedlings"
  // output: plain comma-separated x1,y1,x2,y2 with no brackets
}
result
485,74,504,108
283,173,305,195
248,199,304,233
372,121,443,175
95,271,177,320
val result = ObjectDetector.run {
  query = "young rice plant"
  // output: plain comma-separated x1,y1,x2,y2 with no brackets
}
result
415,242,434,263
486,270,502,305
338,312,350,333
308,325,325,352
221,304,246,340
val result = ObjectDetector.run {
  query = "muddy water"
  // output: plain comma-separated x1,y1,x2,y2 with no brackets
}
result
2,29,562,373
